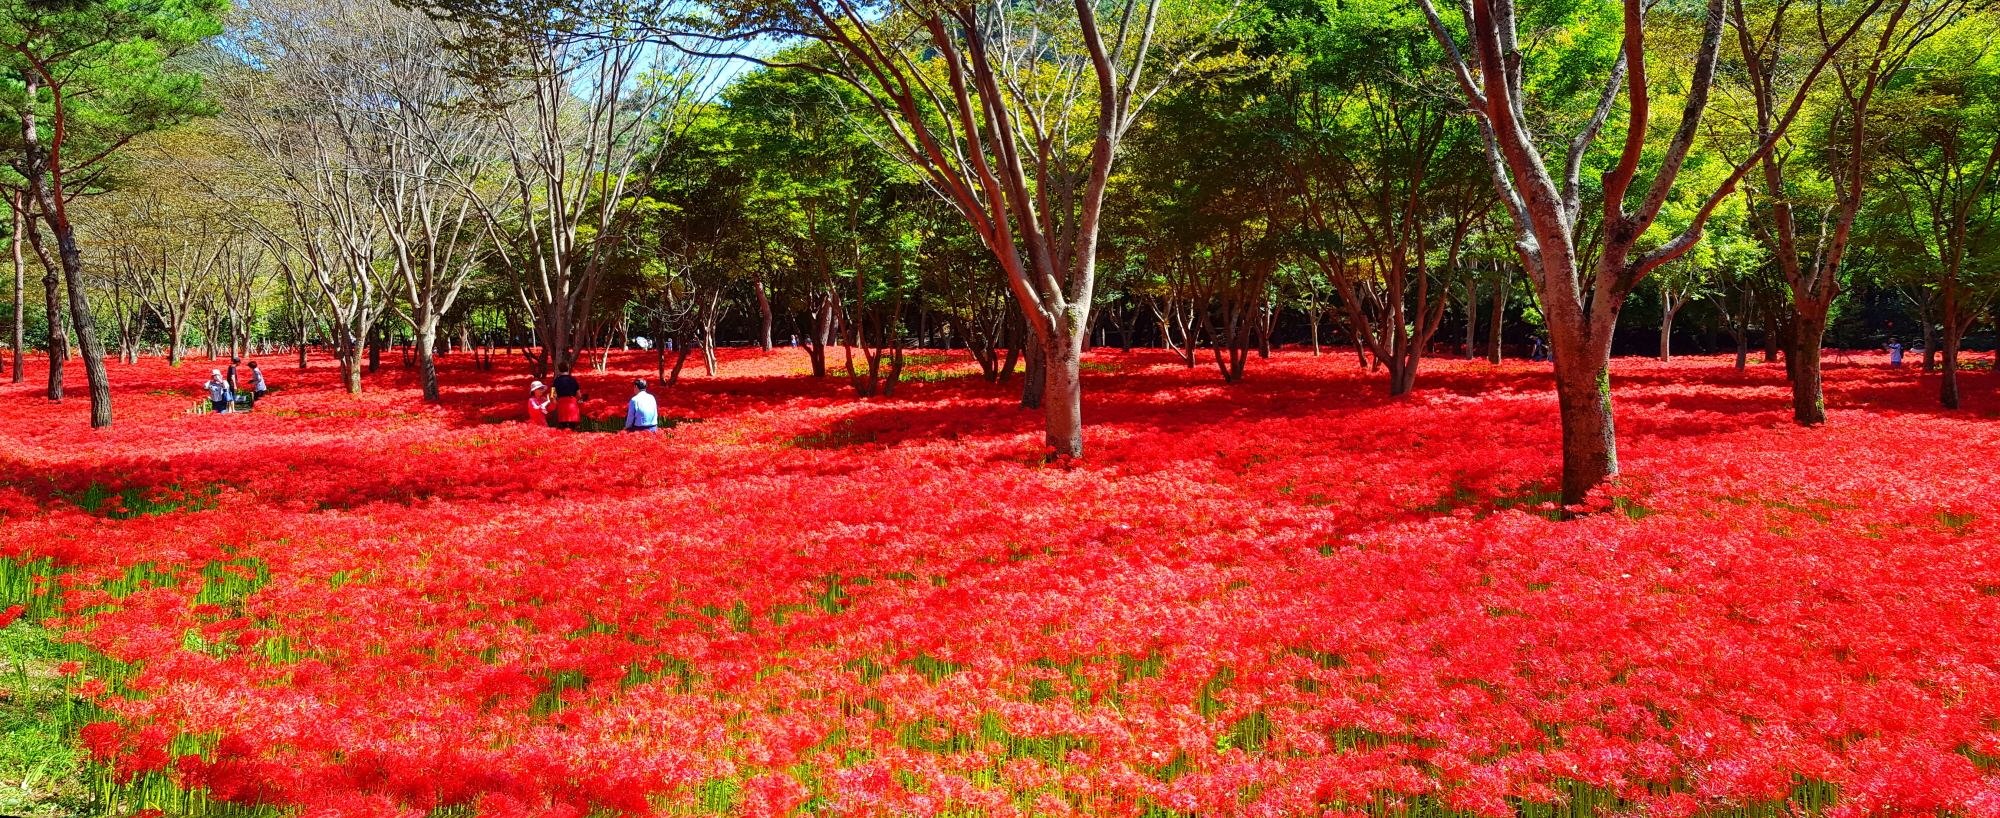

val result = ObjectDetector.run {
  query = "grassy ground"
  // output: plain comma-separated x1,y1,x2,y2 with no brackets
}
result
0,619,86,818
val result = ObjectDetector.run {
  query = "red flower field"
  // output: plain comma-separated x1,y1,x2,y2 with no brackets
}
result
2,348,1997,818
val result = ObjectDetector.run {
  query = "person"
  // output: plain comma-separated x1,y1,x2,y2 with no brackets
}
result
550,363,583,430
790,334,799,348
527,380,552,427
246,361,267,409
205,370,233,414
1886,339,1905,368
1529,336,1548,362
225,356,242,394
624,379,660,433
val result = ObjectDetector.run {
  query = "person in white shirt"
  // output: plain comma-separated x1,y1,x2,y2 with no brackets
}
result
246,361,268,409
624,379,660,432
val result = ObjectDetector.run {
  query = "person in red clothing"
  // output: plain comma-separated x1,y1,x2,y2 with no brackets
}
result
527,380,552,426
550,363,583,430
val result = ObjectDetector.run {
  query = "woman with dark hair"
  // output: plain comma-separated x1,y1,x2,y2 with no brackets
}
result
550,364,583,430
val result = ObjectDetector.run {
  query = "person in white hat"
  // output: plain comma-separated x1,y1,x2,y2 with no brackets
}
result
205,370,233,414
527,380,552,426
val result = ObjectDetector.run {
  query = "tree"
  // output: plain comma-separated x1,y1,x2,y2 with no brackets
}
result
95,190,228,365
468,33,714,378
1117,81,1295,383
1265,0,1495,392
432,0,1247,455
1725,0,1980,423
1414,0,1883,504
1874,27,2000,408
7,190,19,382
0,0,224,426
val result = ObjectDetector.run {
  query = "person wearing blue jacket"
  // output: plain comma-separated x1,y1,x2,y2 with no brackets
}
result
624,379,660,432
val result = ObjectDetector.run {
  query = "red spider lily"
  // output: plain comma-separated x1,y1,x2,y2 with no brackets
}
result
1,347,1996,817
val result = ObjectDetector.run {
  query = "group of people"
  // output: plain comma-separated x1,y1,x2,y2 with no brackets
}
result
204,357,268,413
527,364,662,432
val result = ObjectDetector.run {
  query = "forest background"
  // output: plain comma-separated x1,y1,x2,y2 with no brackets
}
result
0,0,1996,499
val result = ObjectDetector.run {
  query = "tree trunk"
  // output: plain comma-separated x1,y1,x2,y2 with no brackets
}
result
667,332,695,387
30,223,63,401
1940,285,1968,410
415,320,441,402
1020,328,1045,409
9,195,21,384
1763,313,1780,363
1789,302,1830,424
1041,331,1082,457
809,289,834,377
1255,301,1273,359
1658,296,1680,363
1390,346,1420,395
1921,316,1937,372
1734,287,1752,371
1552,348,1617,507
1486,271,1507,364
701,293,720,377
337,320,363,394
1940,326,1962,410
1464,279,1477,359
43,200,112,427
756,278,773,352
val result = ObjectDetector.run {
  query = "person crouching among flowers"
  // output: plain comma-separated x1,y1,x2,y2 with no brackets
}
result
625,379,659,433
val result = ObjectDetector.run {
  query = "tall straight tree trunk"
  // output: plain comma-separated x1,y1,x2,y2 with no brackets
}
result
1464,279,1477,359
20,71,109,425
756,278,773,352
1659,295,1684,363
27,218,63,401
1940,285,1968,410
9,194,22,384
809,288,834,377
46,210,110,425
653,312,666,381
1734,287,1752,370
1922,316,1937,371
1487,270,1507,363
1940,328,1962,410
